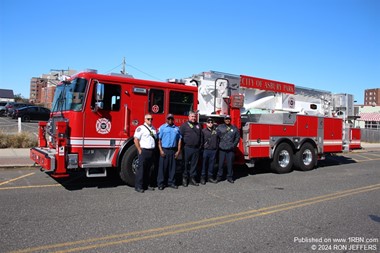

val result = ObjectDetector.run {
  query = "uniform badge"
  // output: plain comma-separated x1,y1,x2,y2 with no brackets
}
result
136,127,141,132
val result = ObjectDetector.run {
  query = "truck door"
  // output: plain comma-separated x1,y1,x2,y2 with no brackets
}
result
84,82,126,167
127,88,165,135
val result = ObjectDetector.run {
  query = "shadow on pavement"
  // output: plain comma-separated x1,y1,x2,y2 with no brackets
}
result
47,153,357,191
48,170,126,191
317,154,358,168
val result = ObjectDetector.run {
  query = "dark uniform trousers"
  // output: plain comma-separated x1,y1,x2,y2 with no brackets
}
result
183,146,199,179
157,148,177,187
135,148,155,190
202,149,217,179
217,149,235,180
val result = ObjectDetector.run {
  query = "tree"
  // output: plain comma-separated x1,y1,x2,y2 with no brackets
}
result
14,93,29,103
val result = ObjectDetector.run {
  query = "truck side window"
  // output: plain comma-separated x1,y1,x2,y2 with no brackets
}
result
93,83,121,111
169,91,194,115
149,89,164,114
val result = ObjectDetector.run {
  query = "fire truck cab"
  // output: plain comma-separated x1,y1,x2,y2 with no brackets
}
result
30,70,197,186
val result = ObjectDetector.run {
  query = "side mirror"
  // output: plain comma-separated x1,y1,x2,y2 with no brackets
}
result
94,80,104,111
96,81,104,101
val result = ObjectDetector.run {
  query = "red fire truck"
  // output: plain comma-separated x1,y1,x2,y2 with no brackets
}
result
30,70,361,186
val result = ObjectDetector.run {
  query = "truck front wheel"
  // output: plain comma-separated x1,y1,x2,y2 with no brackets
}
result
271,143,294,174
119,145,138,186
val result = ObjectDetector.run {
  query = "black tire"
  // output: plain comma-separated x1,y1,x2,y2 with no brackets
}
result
271,142,294,174
119,145,138,186
294,142,317,171
22,115,30,122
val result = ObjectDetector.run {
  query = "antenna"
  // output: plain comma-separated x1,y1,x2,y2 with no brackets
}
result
121,57,126,74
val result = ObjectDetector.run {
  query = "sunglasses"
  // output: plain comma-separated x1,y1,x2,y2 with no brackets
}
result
146,118,153,121
207,121,213,124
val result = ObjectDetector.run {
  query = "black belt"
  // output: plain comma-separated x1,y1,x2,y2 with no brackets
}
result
163,147,177,150
186,145,199,148
142,148,155,151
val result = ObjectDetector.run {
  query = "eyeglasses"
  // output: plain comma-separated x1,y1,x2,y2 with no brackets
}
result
167,118,174,120
146,118,153,121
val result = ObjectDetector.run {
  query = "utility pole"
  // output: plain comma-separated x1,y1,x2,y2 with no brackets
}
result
121,57,126,75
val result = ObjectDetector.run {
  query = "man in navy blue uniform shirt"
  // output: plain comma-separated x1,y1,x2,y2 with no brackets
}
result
216,115,240,183
179,111,202,187
201,118,218,184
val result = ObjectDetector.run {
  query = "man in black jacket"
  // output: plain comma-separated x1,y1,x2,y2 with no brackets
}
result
216,115,240,183
179,111,202,186
201,118,218,184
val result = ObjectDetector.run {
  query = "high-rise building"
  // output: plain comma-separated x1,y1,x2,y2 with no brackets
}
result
30,77,48,104
29,69,76,108
364,88,380,106
41,86,56,109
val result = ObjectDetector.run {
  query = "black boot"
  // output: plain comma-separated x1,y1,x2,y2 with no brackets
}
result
190,177,199,186
208,178,217,184
182,178,188,187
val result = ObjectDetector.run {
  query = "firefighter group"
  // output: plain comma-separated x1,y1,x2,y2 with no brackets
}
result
133,111,240,193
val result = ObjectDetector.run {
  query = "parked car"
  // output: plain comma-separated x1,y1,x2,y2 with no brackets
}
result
0,102,7,116
12,106,51,122
5,102,32,117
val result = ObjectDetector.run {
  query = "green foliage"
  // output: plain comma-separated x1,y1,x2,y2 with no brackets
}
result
14,93,29,103
0,131,37,148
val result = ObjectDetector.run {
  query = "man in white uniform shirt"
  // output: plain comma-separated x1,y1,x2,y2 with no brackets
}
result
134,114,157,193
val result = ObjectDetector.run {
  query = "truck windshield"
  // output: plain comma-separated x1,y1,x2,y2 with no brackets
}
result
51,78,88,112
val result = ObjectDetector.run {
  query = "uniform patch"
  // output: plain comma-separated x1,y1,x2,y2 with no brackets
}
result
136,127,141,132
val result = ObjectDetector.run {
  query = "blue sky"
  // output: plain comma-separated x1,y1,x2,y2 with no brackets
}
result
0,0,379,104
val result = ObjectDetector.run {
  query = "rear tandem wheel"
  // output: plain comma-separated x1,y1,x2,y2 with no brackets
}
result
294,142,317,171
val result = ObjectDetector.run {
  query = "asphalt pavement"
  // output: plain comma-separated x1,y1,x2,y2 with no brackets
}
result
0,142,380,168
1,149,379,252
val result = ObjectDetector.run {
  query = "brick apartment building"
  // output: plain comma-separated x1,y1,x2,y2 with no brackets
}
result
29,77,48,104
29,70,76,108
364,88,380,106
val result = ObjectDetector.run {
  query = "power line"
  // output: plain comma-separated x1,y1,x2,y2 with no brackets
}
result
104,63,123,74
104,59,164,81
126,63,163,81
